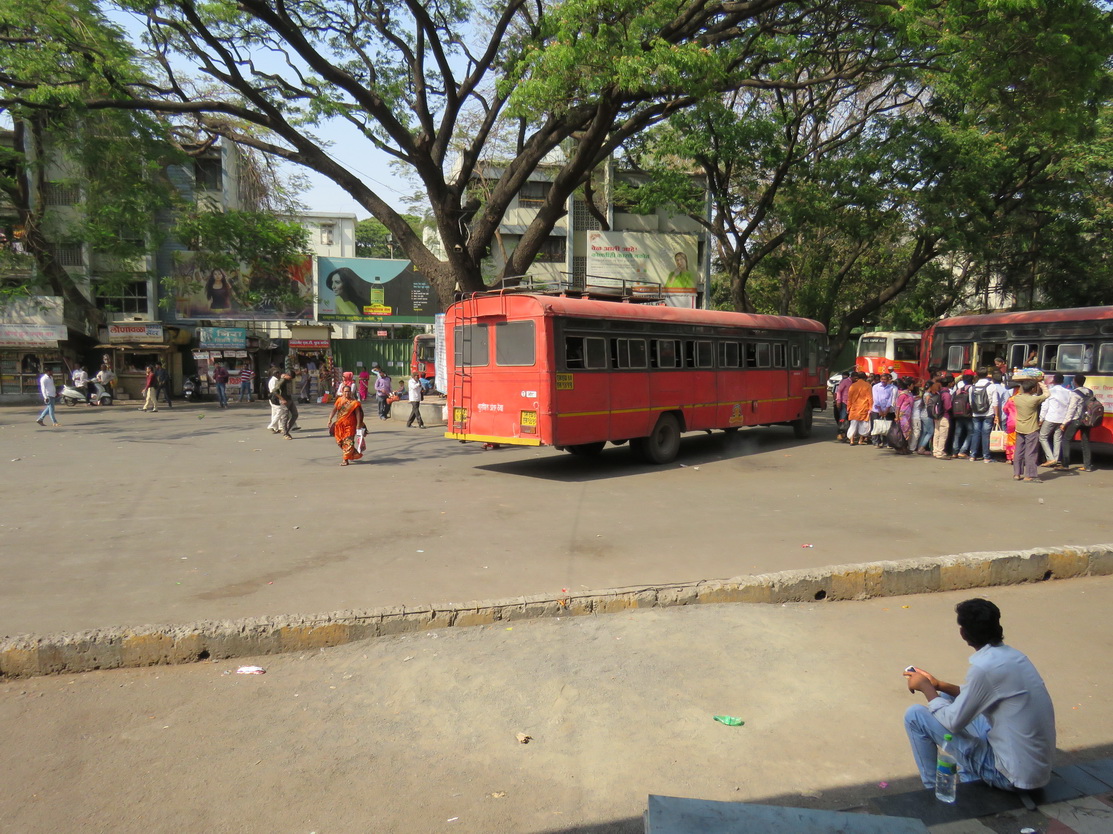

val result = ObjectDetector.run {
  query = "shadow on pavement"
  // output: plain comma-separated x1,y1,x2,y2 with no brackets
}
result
531,743,1113,834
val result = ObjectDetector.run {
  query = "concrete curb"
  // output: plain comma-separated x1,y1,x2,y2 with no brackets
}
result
3,543,1111,678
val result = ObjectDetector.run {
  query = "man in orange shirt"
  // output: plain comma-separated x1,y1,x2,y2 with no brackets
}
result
846,372,874,446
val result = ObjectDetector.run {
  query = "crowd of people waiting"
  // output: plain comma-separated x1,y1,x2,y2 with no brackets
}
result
833,358,1102,482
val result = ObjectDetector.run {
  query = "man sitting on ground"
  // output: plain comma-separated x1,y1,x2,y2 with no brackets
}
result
903,598,1055,793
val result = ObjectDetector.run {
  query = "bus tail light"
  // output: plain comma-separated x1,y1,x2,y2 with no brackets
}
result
520,410,538,434
453,407,467,428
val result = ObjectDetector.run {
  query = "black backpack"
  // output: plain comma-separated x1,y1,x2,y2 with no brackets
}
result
970,383,991,414
951,386,971,418
927,391,945,420
1077,389,1105,428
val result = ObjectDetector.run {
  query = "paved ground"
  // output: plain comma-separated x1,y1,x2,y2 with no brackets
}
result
1,578,1111,833
1,401,1110,638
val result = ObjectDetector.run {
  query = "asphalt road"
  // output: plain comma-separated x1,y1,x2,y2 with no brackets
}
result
1,400,1110,637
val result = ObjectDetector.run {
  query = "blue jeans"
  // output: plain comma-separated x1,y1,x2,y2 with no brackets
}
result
216,382,228,407
969,416,993,460
952,417,972,455
239,380,253,402
917,414,934,450
835,403,848,433
37,397,57,425
905,697,1012,791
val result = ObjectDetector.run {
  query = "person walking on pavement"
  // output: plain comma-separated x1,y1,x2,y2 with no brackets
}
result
1012,379,1049,481
212,361,230,408
406,372,426,428
139,365,159,412
374,366,392,420
36,370,59,426
1060,373,1097,472
155,361,173,409
1037,373,1071,468
266,367,281,432
270,371,296,438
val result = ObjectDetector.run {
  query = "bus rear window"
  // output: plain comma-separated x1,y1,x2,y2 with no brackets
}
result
454,324,489,366
495,321,536,366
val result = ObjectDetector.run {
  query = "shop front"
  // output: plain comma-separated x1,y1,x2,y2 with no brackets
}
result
289,325,334,403
99,323,182,400
0,324,68,401
195,327,250,398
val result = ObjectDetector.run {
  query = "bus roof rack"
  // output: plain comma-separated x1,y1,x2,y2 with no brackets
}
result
462,273,667,304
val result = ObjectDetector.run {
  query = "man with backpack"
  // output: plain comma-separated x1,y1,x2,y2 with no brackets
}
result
1060,374,1100,472
950,372,975,458
968,368,999,463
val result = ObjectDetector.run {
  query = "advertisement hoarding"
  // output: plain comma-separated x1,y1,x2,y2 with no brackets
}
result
317,257,441,322
585,231,699,307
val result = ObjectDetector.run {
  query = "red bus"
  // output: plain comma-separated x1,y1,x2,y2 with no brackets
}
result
411,333,435,380
444,293,828,463
920,305,1113,442
856,331,922,377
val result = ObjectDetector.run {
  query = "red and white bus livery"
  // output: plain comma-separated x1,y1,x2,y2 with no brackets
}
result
445,293,828,463
856,331,922,377
920,305,1113,443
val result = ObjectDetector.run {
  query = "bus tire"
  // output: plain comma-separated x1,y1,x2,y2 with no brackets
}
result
568,442,606,456
792,405,814,439
634,413,682,464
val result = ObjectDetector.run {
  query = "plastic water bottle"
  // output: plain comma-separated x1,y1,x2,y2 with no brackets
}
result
935,733,958,804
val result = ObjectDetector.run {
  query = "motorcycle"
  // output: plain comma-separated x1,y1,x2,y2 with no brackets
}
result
182,375,204,402
59,380,113,407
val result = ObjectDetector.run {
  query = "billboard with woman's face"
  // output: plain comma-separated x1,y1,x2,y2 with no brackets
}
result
317,257,441,322
167,254,314,320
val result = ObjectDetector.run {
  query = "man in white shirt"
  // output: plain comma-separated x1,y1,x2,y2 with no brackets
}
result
405,372,426,428
903,599,1055,792
1038,373,1072,467
36,371,58,427
71,363,92,405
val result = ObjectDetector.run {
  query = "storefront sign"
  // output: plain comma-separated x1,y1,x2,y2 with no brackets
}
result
289,338,330,349
199,327,247,349
108,323,164,343
0,324,68,347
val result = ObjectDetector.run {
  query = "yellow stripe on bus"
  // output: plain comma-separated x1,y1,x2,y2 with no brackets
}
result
558,398,805,418
443,432,542,446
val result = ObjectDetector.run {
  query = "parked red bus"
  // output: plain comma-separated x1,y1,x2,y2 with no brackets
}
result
920,305,1113,442
411,333,435,380
855,331,922,377
444,293,828,463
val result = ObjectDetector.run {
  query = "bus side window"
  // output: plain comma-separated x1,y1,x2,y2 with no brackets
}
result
628,339,647,368
1098,343,1113,373
1008,343,1029,370
719,342,739,368
1056,344,1087,372
1042,344,1057,371
773,343,785,368
756,342,771,368
946,344,969,371
790,343,802,368
584,337,607,369
654,339,679,369
565,336,586,369
696,341,713,368
683,341,696,368
744,343,758,368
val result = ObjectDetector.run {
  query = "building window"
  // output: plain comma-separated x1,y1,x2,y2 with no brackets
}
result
49,243,84,266
95,279,150,314
194,158,223,191
320,224,335,246
518,181,549,207
534,236,566,263
44,182,81,206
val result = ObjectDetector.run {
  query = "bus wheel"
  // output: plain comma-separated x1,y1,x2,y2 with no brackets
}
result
568,442,606,456
634,413,682,464
792,405,814,439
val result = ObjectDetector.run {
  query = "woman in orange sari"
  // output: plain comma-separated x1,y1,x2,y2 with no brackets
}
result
327,384,366,465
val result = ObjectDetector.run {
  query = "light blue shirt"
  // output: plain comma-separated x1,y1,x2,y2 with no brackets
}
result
871,382,895,414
